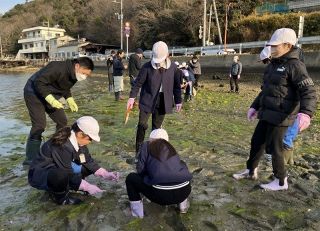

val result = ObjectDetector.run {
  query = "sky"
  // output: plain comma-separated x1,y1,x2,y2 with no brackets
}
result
0,0,27,15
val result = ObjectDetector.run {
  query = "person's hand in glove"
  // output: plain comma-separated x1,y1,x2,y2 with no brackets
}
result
45,94,63,109
78,179,105,195
237,75,241,79
297,113,311,132
66,97,78,112
94,167,120,181
247,108,257,121
127,98,135,110
71,161,81,174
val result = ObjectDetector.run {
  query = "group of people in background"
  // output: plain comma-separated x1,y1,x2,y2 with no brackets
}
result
22,27,316,219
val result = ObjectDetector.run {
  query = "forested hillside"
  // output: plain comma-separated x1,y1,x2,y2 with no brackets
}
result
0,0,319,55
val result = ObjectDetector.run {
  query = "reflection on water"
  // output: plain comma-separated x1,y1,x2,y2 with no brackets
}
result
0,73,29,156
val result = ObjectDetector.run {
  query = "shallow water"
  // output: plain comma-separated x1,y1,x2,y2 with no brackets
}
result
0,73,29,156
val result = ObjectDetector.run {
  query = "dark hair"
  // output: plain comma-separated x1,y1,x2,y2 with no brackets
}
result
117,49,124,55
51,123,81,146
148,139,177,161
75,57,94,70
111,50,116,55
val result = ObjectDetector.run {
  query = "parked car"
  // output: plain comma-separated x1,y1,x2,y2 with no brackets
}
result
217,49,236,55
143,50,152,59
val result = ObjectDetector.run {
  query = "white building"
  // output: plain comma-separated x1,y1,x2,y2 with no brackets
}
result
16,26,66,59
48,36,78,60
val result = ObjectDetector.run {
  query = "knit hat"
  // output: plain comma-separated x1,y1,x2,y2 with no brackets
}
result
136,48,143,54
267,28,297,46
152,41,168,63
149,128,169,141
76,116,100,142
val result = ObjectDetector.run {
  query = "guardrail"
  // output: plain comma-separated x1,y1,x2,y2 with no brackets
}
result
164,35,320,56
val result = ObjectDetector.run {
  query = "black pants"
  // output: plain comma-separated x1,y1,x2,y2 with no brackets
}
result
229,75,239,92
247,120,287,185
24,94,67,140
47,169,82,193
135,93,166,153
125,173,191,205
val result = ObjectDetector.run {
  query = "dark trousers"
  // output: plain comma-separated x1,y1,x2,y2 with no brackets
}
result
135,93,165,153
247,120,287,185
125,173,191,205
108,72,114,91
24,94,67,140
194,74,201,87
229,75,239,92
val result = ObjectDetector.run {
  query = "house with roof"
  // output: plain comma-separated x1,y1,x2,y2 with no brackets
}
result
16,26,66,59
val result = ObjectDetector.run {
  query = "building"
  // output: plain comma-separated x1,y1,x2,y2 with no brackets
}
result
48,35,77,60
16,26,66,59
288,0,320,12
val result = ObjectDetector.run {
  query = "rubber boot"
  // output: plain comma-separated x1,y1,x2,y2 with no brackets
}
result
23,139,42,166
50,191,82,205
130,200,144,218
115,91,120,101
109,84,113,92
283,148,294,165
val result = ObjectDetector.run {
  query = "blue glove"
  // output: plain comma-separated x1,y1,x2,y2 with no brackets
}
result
71,162,82,173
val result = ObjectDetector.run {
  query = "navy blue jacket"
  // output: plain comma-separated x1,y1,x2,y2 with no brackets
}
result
129,61,182,113
113,56,125,76
136,141,192,186
28,139,100,191
24,60,77,99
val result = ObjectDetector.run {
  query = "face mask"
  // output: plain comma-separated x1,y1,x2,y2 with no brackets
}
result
76,73,87,81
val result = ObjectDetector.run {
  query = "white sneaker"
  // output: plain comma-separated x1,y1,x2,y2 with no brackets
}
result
179,198,189,214
260,177,288,191
232,168,258,180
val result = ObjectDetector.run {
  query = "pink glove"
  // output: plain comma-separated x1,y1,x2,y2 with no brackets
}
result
176,103,182,112
297,113,311,132
127,98,135,110
237,75,240,79
94,167,120,181
78,179,105,195
247,108,257,121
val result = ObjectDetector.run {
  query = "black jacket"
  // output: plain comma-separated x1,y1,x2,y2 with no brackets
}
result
251,47,317,126
113,56,125,76
24,60,77,99
128,53,142,77
129,61,182,113
136,141,192,185
28,139,100,190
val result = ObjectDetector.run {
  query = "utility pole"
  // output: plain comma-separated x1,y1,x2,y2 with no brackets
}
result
207,4,212,45
0,35,3,59
202,0,206,47
212,0,222,44
224,2,231,51
113,0,123,49
297,16,304,48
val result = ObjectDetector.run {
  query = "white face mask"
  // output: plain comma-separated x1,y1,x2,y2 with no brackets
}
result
76,73,87,81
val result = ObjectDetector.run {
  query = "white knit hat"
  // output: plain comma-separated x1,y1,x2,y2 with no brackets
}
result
267,28,297,46
149,128,169,141
152,41,169,63
76,116,100,142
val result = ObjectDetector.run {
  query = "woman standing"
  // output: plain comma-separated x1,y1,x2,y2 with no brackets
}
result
28,116,119,205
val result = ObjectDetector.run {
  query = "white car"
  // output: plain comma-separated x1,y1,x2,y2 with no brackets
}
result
217,49,236,55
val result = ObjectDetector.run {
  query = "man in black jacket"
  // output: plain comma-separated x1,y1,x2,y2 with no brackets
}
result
23,57,94,165
126,41,182,154
128,48,143,87
233,28,317,191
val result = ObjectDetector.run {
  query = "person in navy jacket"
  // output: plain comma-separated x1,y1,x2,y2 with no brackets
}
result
125,128,192,218
126,41,183,154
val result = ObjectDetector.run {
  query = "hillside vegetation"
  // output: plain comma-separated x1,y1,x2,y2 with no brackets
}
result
0,0,319,55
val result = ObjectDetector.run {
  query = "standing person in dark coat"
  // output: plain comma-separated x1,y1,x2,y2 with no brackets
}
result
28,116,119,205
23,57,94,166
229,55,242,93
106,50,116,92
125,129,192,218
188,55,201,89
128,48,143,87
233,28,317,191
126,41,183,154
113,49,127,101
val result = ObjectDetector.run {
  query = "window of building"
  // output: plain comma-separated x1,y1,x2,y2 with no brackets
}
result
24,45,28,49
30,44,34,48
35,43,38,47
41,42,44,47
33,32,36,38
53,40,57,45
55,33,61,37
72,52,76,57
67,52,70,58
